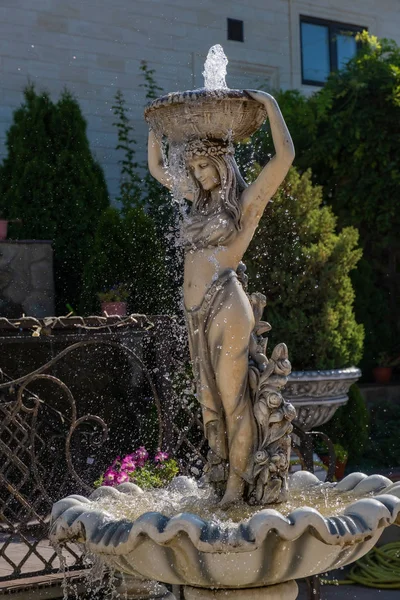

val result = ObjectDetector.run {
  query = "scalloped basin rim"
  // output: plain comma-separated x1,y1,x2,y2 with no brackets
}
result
50,472,400,555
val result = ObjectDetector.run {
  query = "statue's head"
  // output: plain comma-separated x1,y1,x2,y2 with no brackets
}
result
186,155,221,192
185,139,247,229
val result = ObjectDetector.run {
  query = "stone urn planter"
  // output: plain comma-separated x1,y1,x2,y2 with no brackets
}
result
282,367,361,431
50,472,400,600
320,452,348,480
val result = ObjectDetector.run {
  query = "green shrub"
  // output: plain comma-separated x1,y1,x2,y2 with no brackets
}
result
80,205,169,315
257,34,400,374
0,85,109,314
81,64,181,316
307,33,400,372
249,89,318,171
245,167,364,370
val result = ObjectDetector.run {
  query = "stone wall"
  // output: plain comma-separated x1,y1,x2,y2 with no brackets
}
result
0,0,399,198
0,240,54,317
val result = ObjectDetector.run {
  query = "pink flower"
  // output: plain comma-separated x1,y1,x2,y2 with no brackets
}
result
135,446,149,467
102,468,119,486
155,450,169,463
111,456,121,468
135,447,148,460
115,471,129,484
121,456,136,472
123,453,136,461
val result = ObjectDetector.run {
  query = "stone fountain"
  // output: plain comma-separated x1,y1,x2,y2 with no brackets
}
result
50,46,400,599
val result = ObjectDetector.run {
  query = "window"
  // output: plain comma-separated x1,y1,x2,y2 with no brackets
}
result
227,18,244,43
300,16,365,86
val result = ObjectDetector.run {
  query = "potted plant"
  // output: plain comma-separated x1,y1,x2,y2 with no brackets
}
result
372,352,400,384
333,443,348,480
317,442,348,480
98,283,129,317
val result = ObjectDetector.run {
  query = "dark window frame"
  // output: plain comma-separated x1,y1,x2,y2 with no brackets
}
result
227,18,244,43
300,15,366,86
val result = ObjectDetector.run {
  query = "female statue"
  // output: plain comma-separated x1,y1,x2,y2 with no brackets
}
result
148,91,294,507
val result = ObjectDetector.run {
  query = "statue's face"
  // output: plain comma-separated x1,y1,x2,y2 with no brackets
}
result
187,156,220,191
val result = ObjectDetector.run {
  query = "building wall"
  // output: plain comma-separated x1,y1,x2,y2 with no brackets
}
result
0,0,399,199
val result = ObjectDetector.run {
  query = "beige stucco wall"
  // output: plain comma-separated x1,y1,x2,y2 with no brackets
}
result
0,0,399,198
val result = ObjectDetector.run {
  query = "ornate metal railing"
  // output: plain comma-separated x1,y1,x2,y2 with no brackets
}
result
0,315,175,586
0,314,214,587
0,369,98,581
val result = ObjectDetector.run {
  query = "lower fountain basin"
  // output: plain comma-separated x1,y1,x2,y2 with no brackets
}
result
50,472,400,589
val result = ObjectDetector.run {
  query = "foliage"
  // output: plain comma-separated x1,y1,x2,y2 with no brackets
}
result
133,458,179,489
245,167,364,370
140,62,183,307
0,84,109,313
316,384,369,465
112,90,142,213
98,283,129,303
376,352,400,368
139,60,163,101
262,33,400,374
309,33,400,371
81,63,181,315
80,205,169,315
250,89,318,171
139,60,167,221
94,447,179,489
333,443,349,462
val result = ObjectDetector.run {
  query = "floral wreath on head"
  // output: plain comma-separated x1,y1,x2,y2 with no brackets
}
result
184,138,234,160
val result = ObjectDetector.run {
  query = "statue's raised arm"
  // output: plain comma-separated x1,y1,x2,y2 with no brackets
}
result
240,90,295,226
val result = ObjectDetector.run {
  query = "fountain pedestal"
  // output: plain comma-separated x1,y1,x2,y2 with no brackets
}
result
184,581,298,600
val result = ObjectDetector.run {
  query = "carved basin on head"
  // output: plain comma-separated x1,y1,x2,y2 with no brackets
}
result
283,367,361,430
50,472,400,590
144,89,267,143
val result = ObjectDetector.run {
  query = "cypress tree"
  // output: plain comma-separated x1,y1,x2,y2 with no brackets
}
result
80,205,169,316
0,84,109,313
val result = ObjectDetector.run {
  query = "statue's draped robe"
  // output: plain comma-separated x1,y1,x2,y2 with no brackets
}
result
184,268,255,482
